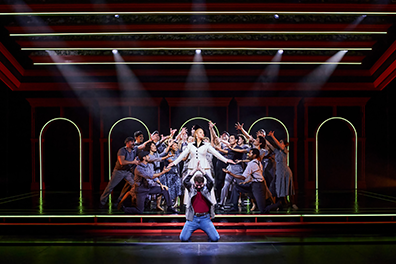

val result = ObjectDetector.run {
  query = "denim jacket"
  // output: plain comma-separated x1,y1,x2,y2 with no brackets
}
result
183,173,215,221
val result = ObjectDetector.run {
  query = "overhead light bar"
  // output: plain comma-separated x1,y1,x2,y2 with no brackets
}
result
1,11,396,15
10,31,387,37
34,61,362,65
22,47,372,51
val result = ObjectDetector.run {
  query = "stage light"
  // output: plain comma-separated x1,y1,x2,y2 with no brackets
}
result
274,14,279,19
278,49,284,54
10,30,387,37
3,11,396,15
114,14,119,18
112,49,118,54
34,61,362,65
195,49,201,54
343,50,348,53
362,15,367,18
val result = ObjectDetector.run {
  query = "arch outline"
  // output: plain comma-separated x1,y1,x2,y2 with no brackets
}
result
39,117,82,190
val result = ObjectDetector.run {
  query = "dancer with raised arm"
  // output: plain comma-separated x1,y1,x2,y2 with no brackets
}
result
265,131,297,211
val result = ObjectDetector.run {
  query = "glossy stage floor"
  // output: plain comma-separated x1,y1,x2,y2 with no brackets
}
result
1,189,396,264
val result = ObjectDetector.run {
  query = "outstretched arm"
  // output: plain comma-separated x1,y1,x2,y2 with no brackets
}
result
268,131,286,151
209,121,221,146
222,168,245,180
235,122,254,142
208,145,235,165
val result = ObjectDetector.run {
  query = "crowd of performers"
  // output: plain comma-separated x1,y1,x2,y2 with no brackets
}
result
100,122,297,215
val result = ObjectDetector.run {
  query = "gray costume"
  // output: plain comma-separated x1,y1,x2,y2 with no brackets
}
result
272,148,295,198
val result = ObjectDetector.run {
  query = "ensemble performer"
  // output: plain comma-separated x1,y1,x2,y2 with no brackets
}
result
168,124,235,203
146,141,172,211
120,150,178,214
265,131,297,211
223,148,270,213
208,122,231,201
215,134,245,208
160,139,182,207
180,161,220,242
100,137,139,206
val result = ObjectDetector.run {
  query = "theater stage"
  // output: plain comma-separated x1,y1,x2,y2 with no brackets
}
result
1,189,395,237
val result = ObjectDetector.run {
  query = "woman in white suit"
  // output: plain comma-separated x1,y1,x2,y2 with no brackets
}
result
168,125,235,203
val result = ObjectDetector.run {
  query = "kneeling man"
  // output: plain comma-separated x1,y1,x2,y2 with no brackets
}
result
180,161,220,242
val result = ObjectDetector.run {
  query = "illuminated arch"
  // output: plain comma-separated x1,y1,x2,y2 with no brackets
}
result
39,117,82,190
315,117,358,191
108,117,150,180
248,117,290,165
179,117,220,137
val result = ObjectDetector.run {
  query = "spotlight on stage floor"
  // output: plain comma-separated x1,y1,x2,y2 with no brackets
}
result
296,50,348,90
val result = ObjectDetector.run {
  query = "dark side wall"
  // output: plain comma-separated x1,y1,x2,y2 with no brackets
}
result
1,82,31,197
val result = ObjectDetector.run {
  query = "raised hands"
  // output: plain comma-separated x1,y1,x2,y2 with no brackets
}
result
235,122,244,131
267,131,275,137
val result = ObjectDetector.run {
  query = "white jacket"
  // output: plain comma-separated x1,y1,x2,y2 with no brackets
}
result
173,142,228,169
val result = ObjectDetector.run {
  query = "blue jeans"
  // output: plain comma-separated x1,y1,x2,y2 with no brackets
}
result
179,214,220,242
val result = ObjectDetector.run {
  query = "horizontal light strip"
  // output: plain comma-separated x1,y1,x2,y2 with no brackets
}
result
22,47,372,51
1,11,396,16
34,62,362,65
1,213,396,218
11,31,387,37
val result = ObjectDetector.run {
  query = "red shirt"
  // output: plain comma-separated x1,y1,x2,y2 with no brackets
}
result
192,192,210,213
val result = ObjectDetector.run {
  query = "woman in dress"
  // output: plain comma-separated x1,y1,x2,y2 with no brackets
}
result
160,139,182,207
266,131,297,211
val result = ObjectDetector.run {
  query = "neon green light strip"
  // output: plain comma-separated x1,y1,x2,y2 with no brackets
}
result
108,117,151,181
248,117,290,166
1,213,396,218
1,11,396,16
315,117,358,212
22,47,373,51
10,31,387,37
179,117,219,137
39,118,83,190
34,62,362,65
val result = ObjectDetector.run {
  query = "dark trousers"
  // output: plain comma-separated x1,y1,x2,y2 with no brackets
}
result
231,182,267,213
124,186,171,214
215,160,227,201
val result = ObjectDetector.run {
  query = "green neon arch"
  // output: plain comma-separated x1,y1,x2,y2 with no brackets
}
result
107,117,151,180
39,117,83,190
248,117,290,165
179,117,220,137
315,117,358,191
